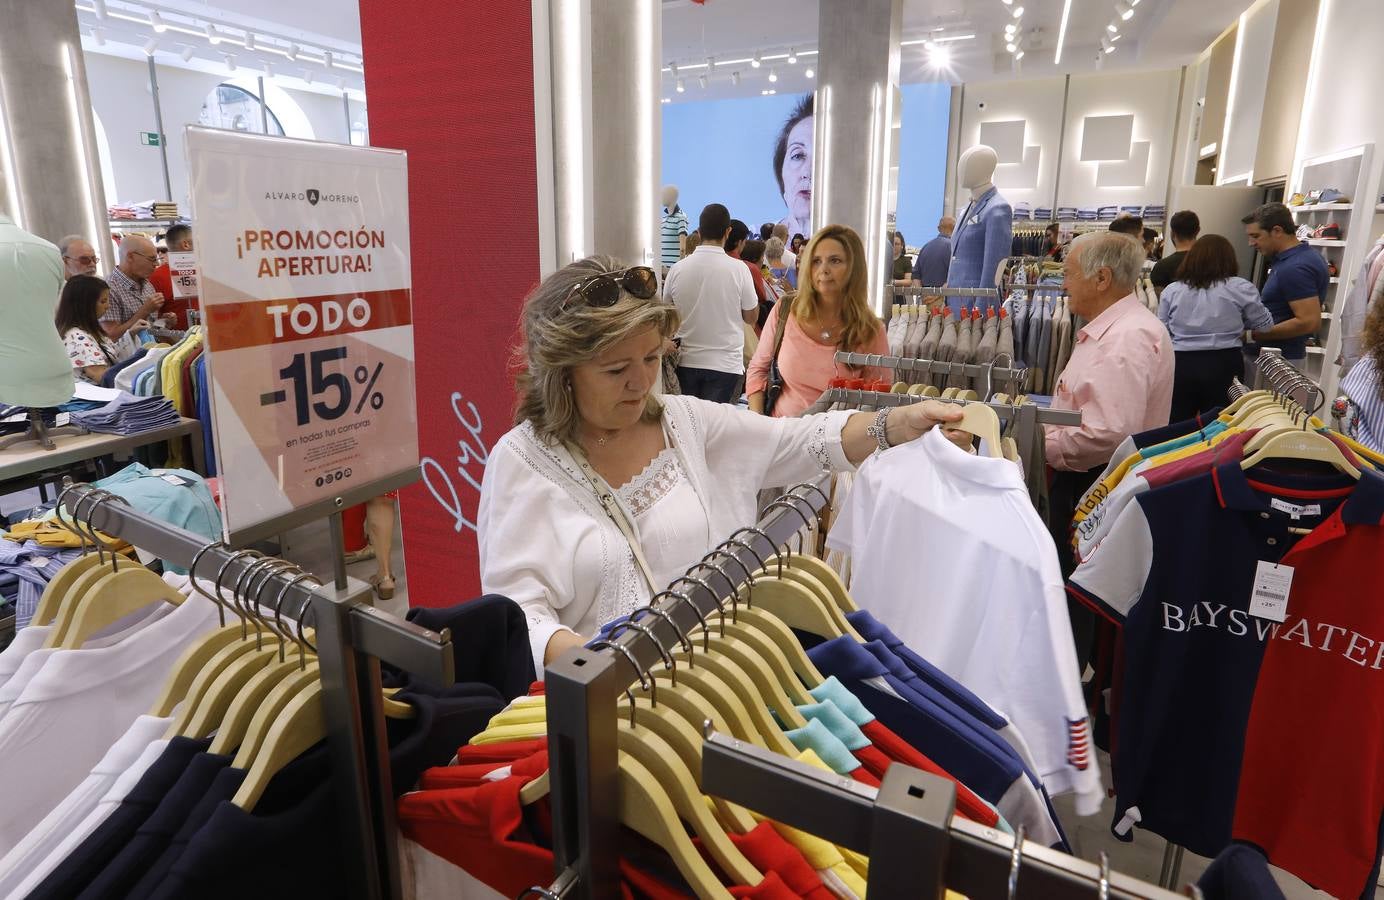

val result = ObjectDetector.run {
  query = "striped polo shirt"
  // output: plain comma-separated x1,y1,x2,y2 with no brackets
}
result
660,206,688,267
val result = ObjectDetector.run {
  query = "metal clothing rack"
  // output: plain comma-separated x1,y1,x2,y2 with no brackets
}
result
543,479,834,899
1250,347,1324,415
58,483,455,900
702,731,1185,899
834,350,1029,389
892,284,1005,314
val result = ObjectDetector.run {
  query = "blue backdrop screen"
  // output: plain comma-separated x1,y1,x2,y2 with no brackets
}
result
661,82,951,251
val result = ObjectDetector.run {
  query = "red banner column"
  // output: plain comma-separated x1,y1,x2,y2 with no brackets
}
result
359,0,540,604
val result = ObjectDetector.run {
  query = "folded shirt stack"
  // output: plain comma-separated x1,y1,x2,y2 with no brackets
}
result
1012,202,1032,220
1075,207,1098,221
1097,205,1120,221
68,392,180,435
1034,207,1053,221
1056,206,1078,220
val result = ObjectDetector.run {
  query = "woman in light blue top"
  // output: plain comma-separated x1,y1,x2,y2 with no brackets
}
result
1157,233,1275,421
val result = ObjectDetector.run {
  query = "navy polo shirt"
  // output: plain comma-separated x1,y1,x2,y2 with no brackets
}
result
1068,461,1358,856
1259,242,1328,360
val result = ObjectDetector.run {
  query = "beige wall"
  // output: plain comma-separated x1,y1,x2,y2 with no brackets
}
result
1253,0,1318,184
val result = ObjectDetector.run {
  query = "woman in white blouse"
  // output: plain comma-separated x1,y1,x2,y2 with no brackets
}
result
478,255,967,672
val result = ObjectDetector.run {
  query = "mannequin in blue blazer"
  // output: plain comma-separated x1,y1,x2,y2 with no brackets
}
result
947,145,1012,312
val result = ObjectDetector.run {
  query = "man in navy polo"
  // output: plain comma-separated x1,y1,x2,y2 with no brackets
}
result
1243,202,1327,361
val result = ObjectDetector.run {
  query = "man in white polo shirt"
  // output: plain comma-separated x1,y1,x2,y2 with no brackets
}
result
663,203,757,403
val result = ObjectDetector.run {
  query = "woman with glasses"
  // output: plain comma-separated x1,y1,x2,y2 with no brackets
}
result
479,255,968,671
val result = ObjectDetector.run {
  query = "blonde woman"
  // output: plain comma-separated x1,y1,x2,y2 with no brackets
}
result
477,255,966,671
746,224,891,418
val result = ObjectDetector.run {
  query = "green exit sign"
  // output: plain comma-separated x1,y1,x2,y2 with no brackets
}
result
139,131,161,146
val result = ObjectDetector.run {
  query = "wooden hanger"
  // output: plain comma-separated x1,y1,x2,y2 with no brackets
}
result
1241,426,1362,478
57,565,186,649
617,720,763,887
147,543,242,716
748,575,861,642
208,649,313,755
30,555,106,627
953,402,1004,458
40,556,146,647
232,676,323,810
618,753,734,899
786,554,858,615
624,693,759,834
229,660,321,771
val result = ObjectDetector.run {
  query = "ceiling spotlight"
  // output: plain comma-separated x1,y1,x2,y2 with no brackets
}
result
1001,0,1013,4
805,67,815,78
264,61,275,78
1101,35,1116,53
180,45,194,62
1107,21,1119,33
148,11,167,32
787,47,798,64
768,67,778,83
1116,0,1133,20
92,27,106,46
324,51,334,69
661,97,671,104
1012,5,1025,18
706,56,715,72
751,52,761,68
92,0,107,19
676,77,685,93
929,45,951,67
224,53,237,71
1005,22,1018,34
286,43,299,61
142,35,159,55
731,70,741,86
1006,40,1017,52
335,76,345,89
245,33,256,51
698,73,707,89
304,69,314,84
1111,33,1122,42
1014,49,1025,60
208,24,224,45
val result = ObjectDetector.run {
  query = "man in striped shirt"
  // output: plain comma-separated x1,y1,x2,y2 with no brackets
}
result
660,184,689,272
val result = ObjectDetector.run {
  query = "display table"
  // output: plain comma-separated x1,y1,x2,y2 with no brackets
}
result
0,417,206,493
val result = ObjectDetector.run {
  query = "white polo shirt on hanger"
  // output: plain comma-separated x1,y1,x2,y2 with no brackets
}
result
827,427,1103,813
0,579,217,853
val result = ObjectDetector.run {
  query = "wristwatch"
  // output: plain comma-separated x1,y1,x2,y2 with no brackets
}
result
866,408,893,452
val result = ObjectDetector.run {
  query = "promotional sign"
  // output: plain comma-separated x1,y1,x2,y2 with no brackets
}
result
167,250,199,300
187,126,418,540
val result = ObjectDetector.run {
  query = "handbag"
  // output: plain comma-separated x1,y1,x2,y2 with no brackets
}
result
763,295,792,416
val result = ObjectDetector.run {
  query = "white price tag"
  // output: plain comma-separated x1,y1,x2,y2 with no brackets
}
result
153,470,191,487
1249,560,1294,622
134,546,158,566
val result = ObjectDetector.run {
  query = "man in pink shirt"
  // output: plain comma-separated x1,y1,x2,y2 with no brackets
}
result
1046,231,1173,660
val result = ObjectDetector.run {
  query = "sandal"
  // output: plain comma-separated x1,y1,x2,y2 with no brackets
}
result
369,574,396,601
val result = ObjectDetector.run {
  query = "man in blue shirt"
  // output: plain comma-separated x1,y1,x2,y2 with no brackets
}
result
911,215,955,287
1243,202,1327,361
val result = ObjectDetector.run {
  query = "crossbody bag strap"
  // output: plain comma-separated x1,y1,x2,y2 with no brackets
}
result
563,441,660,595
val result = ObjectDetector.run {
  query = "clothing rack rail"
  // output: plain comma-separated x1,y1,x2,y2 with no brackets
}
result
809,386,1081,426
701,730,1185,899
542,479,833,898
58,482,455,900
834,350,1029,387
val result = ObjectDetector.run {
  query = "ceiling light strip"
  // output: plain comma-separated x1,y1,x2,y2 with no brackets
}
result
1054,0,1073,65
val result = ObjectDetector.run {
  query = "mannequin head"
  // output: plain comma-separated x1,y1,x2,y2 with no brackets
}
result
661,184,679,210
958,145,998,191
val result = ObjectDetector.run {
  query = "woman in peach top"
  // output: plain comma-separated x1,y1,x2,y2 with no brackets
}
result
746,224,890,417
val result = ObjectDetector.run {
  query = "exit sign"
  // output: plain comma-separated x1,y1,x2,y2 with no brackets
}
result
139,131,161,146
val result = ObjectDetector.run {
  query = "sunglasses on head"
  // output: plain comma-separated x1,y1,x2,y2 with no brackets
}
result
561,266,659,311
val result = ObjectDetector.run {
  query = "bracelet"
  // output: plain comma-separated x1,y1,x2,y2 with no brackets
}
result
866,408,893,453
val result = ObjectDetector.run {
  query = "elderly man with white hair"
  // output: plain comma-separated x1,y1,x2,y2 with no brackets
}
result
102,234,165,360
58,235,100,280
1046,231,1173,663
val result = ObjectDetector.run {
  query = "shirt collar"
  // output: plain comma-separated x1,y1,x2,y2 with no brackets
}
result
1272,242,1309,263
1077,293,1140,342
108,266,142,289
693,244,726,255
1209,457,1384,524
